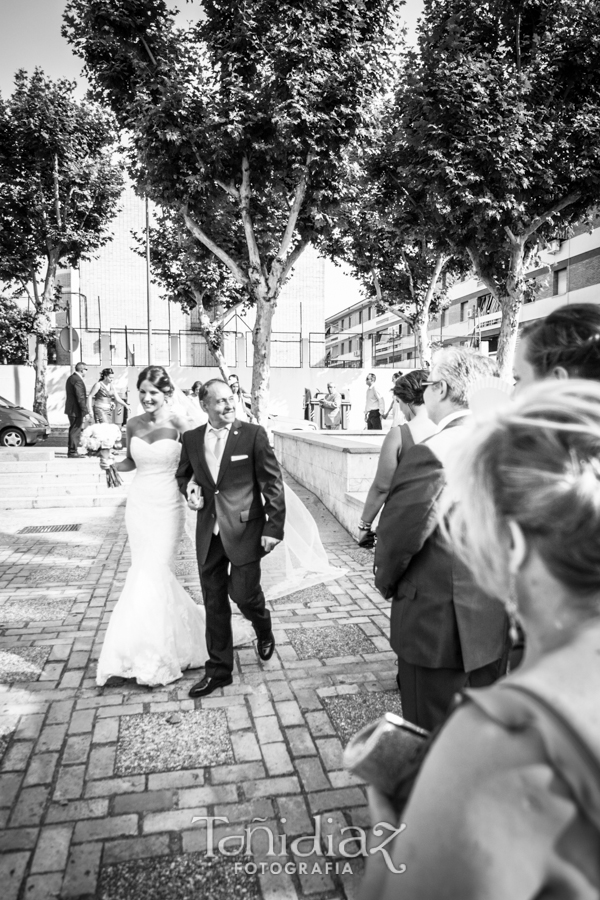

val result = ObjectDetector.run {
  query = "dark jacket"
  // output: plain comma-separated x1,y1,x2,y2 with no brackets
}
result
375,418,508,672
64,373,87,417
176,420,286,567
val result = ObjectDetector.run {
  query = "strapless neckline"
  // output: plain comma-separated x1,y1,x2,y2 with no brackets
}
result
131,436,180,447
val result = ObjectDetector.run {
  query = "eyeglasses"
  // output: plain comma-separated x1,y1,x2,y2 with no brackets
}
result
422,379,443,389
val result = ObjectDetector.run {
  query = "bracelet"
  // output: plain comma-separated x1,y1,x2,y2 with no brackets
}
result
358,519,372,531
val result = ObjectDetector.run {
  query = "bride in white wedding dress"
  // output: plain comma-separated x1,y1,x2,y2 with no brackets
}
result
96,366,346,688
96,366,207,687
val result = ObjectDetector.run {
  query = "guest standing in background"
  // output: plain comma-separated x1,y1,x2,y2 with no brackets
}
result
513,302,600,390
229,375,252,422
358,371,437,544
375,349,509,730
88,368,130,424
191,381,203,401
320,382,342,429
64,361,89,458
364,373,385,430
361,379,600,900
383,371,405,425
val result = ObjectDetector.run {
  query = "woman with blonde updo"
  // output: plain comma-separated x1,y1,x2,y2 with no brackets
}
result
360,379,600,899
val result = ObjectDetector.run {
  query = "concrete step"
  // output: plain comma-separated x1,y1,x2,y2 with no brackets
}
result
1,482,113,498
1,494,126,509
0,472,105,486
0,448,56,462
0,459,115,475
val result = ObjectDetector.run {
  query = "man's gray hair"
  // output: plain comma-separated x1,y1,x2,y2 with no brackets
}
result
433,348,498,407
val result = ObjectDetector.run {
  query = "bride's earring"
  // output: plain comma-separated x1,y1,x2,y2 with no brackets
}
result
506,572,520,646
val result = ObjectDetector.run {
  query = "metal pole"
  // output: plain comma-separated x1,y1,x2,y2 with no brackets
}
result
146,196,153,365
68,293,74,374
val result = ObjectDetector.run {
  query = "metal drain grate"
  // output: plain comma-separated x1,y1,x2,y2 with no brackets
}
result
18,524,82,535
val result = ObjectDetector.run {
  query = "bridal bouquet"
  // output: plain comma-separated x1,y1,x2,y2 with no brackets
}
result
78,423,123,488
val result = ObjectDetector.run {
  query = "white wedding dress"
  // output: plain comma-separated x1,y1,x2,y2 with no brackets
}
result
96,437,207,687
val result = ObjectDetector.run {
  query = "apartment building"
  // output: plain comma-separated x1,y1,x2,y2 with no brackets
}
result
325,220,600,369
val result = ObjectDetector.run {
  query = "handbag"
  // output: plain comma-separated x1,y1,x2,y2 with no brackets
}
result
344,712,430,813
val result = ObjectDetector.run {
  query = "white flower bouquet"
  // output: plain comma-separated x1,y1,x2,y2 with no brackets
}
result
78,423,123,488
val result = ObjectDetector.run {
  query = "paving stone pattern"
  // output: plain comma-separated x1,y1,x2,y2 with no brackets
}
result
0,475,398,900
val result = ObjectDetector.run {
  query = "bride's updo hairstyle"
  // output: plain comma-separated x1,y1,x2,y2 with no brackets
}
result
520,303,600,381
441,379,600,607
136,365,174,397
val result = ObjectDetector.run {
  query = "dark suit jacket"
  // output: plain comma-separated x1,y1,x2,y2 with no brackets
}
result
176,420,286,567
64,373,87,417
374,418,508,673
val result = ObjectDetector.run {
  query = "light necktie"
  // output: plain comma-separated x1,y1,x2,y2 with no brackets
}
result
212,428,227,466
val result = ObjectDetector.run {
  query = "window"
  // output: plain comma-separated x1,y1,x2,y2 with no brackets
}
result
460,302,468,322
407,351,413,360
398,323,403,336
367,306,373,320
340,342,345,355
348,339,353,353
359,310,363,324
554,267,567,296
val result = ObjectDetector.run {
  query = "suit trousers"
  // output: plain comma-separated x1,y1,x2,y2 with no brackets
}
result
199,533,272,679
397,655,508,732
67,413,84,457
366,410,382,430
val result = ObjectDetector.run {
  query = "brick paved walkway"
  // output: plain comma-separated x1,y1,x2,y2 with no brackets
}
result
0,475,398,900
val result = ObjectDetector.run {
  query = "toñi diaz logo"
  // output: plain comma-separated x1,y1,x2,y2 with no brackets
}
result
190,814,407,876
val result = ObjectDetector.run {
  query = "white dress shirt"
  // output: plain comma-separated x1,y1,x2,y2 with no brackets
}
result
204,423,232,534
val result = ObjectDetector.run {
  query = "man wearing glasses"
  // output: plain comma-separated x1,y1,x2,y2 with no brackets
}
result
374,348,510,730
64,362,90,458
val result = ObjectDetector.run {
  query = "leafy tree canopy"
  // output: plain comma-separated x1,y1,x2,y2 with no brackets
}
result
0,69,123,414
397,0,600,373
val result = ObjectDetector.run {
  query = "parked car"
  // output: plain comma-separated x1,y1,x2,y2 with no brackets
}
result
0,395,51,447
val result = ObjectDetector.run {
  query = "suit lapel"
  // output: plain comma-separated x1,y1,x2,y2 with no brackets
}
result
216,420,243,487
193,424,215,486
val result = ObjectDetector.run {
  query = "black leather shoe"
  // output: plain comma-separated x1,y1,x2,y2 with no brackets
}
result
257,631,276,661
188,674,233,698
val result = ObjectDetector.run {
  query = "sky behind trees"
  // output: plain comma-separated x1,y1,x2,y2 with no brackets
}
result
0,0,424,99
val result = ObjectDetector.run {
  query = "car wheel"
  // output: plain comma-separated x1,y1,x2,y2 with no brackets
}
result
0,427,26,448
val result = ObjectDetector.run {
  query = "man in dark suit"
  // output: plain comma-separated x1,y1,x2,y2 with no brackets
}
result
64,362,89,457
375,348,509,731
176,378,286,698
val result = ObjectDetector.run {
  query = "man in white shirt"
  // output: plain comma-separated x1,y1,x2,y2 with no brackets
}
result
364,372,385,430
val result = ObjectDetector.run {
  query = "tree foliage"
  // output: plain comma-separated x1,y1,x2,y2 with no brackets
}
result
0,69,123,415
134,209,247,379
63,0,404,419
401,0,600,375
0,298,36,365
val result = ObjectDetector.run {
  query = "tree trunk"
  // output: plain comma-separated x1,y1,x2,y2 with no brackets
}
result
33,249,60,418
496,294,523,379
413,313,432,367
251,293,276,426
33,339,48,419
191,298,231,383
496,241,526,379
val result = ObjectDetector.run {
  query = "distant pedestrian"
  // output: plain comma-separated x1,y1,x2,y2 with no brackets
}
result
89,368,130,424
383,371,405,426
364,373,384,429
320,382,342,429
64,362,89,458
191,381,203,400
